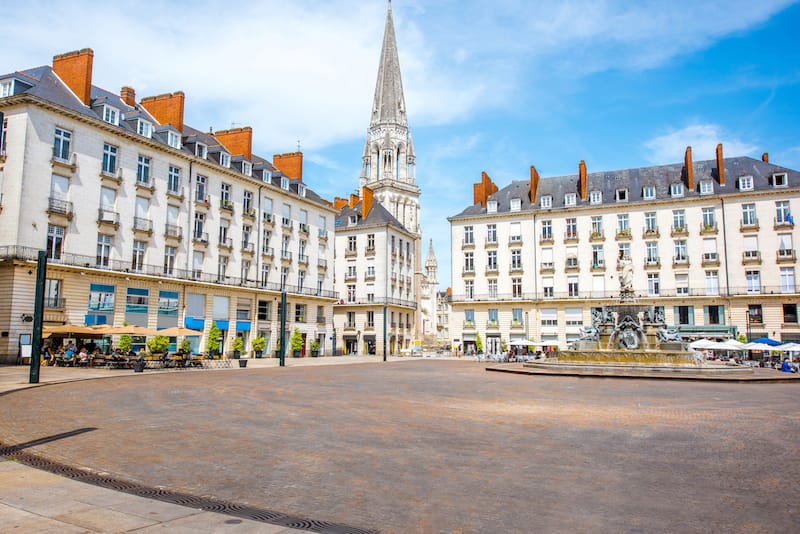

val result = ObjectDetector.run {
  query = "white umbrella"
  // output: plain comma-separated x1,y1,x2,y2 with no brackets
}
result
744,342,776,352
509,339,535,346
776,342,800,352
689,339,715,350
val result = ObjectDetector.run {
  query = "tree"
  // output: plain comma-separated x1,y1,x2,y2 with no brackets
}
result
251,336,266,352
180,338,192,354
737,332,747,343
207,321,221,355
475,332,483,353
118,334,132,353
290,328,304,353
232,337,244,355
146,335,170,354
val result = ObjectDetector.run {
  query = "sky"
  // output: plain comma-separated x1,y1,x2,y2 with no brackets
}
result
4,0,800,288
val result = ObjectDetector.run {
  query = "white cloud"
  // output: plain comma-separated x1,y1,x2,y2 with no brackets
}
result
643,124,758,164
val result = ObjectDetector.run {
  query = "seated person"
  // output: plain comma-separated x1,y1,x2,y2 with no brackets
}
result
111,349,124,362
62,349,75,365
77,348,91,366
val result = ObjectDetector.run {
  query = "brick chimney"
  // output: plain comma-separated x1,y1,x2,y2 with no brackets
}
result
120,86,136,107
272,152,303,181
579,160,587,200
333,197,348,211
684,146,694,190
762,152,769,163
140,91,185,132
473,171,498,208
349,193,359,209
52,49,94,106
716,143,725,185
530,165,540,203
215,127,253,160
361,186,374,219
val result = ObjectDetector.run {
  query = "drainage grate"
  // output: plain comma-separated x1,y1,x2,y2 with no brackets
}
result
1,441,379,534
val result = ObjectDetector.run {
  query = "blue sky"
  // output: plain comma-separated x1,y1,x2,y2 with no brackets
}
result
4,1,800,287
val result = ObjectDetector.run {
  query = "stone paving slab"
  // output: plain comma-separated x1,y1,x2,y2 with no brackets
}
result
1,360,798,533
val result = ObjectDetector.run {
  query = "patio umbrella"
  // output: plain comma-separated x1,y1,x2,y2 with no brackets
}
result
509,339,536,346
744,342,777,352
689,339,715,350
157,326,204,336
43,324,106,338
751,337,782,346
104,325,159,336
776,342,800,352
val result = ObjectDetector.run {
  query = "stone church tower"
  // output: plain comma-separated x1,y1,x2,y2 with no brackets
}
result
420,239,439,343
361,2,424,340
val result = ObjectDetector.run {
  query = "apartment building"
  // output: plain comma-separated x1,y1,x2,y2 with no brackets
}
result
448,147,800,353
0,49,337,362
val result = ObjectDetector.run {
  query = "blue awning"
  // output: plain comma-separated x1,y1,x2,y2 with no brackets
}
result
184,317,205,330
215,320,229,331
236,321,251,332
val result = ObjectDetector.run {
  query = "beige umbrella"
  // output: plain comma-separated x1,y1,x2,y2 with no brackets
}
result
43,324,106,338
157,326,204,336
104,325,159,336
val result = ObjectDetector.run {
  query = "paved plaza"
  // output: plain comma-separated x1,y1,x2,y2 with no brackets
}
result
0,359,798,533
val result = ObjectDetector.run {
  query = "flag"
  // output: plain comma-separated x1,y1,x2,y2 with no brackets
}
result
788,213,795,225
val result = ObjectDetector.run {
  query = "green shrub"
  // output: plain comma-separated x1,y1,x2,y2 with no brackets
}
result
146,335,170,354
207,322,221,354
290,328,304,352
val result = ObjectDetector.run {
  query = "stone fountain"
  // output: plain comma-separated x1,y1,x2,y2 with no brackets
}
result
524,255,753,377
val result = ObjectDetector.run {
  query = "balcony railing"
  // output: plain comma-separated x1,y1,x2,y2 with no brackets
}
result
345,248,357,258
740,218,759,231
318,258,328,268
318,229,328,241
615,229,632,240
564,231,579,243
241,242,255,254
48,197,73,218
672,256,689,267
218,237,233,249
243,207,256,218
700,223,718,235
262,212,274,224
509,235,522,245
777,249,796,262
670,226,688,237
775,216,794,229
485,238,498,247
44,297,66,309
97,207,119,225
462,267,475,275
261,246,274,257
644,258,660,268
565,258,579,270
133,217,153,233
540,262,554,273
333,296,417,308
281,217,292,229
220,199,234,212
164,224,182,239
281,250,292,260
590,231,605,242
702,252,719,266
510,263,523,273
299,223,309,234
539,234,554,244
742,250,761,264
192,231,209,244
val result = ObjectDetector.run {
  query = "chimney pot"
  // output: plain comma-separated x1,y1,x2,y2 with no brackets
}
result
52,48,94,106
716,143,726,185
273,152,303,181
120,86,136,106
140,91,186,133
578,160,587,200
762,152,769,163
685,146,695,190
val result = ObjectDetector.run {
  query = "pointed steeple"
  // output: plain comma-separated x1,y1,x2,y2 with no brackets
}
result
371,1,407,127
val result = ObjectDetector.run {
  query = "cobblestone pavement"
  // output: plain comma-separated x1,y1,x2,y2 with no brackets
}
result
1,360,798,533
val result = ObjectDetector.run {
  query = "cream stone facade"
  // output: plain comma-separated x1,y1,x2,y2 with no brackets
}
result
448,151,800,353
0,50,337,362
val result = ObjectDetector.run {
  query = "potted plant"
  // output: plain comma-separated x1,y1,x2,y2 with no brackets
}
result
232,337,244,359
310,339,320,357
290,328,304,357
251,336,266,358
118,334,132,354
475,332,484,354
180,338,192,354
207,321,221,357
146,335,170,356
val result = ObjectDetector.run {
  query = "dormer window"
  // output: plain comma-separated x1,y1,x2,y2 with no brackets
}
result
738,175,753,191
102,105,119,125
298,184,307,197
616,188,628,202
670,183,684,197
242,161,252,176
772,173,788,187
281,177,289,190
643,186,656,200
590,191,602,204
510,198,521,211
348,215,357,226
0,80,12,97
487,200,498,213
220,153,231,168
540,195,552,209
699,180,714,195
195,143,207,159
564,193,577,207
262,170,272,182
167,131,181,149
137,120,152,138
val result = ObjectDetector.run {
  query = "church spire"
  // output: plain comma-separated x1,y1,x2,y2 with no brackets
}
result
371,1,407,128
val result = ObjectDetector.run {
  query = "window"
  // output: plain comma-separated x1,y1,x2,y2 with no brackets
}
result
242,224,252,248
221,183,231,204
137,120,152,138
541,220,552,239
590,191,602,204
676,305,694,325
102,143,117,174
647,273,660,296
488,309,498,325
781,267,795,293
674,240,687,262
672,209,686,231
192,252,204,278
53,127,72,161
511,249,522,270
164,246,176,276
96,234,112,267
125,288,148,315
738,175,753,191
618,242,631,260
705,305,724,325
487,224,497,244
676,273,689,296
462,226,474,245
295,304,306,322
670,183,684,197
641,212,656,233
167,165,181,194
617,214,629,232
217,256,228,281
464,252,474,273
348,236,357,252
591,216,603,235
465,280,474,300
543,278,554,298
102,105,119,125
510,198,521,211
195,143,207,159
567,276,579,297
220,152,231,168
298,184,306,197
702,208,715,229
564,193,576,207
772,173,788,187
615,189,628,202
0,80,12,97
487,200,497,213
136,155,151,185
219,219,230,245
195,175,207,202
592,245,604,267
488,279,498,299
282,203,292,226
512,278,522,298
261,264,270,285
783,304,797,324
193,212,205,240
705,271,719,295
742,203,757,226
512,308,523,324
242,161,252,176
776,200,792,224
565,218,577,239
167,131,180,149
699,180,713,195
487,250,497,271
46,225,65,260
281,177,289,190
242,191,253,214
131,240,146,272
540,195,552,209
646,242,658,263
748,304,763,324
744,271,761,294
642,186,655,200
45,279,62,308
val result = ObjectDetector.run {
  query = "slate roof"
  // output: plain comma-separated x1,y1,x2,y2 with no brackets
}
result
0,65,331,208
451,157,800,219
335,200,409,233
